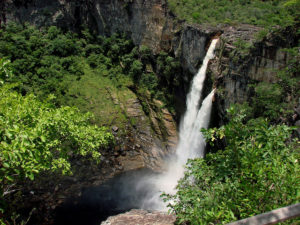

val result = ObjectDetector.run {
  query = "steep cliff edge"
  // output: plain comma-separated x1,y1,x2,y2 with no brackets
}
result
2,0,298,104
208,25,299,126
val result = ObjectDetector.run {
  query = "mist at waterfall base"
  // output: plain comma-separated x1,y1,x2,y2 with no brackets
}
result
53,39,218,224
54,169,160,225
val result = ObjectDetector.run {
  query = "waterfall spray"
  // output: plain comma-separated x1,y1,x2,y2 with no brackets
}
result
140,39,218,211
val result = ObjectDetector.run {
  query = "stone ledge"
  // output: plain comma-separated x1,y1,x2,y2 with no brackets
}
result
101,209,176,225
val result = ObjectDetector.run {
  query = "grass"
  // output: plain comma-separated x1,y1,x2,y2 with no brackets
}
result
63,61,137,134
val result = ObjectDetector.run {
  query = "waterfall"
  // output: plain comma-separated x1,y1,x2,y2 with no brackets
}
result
176,38,218,163
140,39,218,211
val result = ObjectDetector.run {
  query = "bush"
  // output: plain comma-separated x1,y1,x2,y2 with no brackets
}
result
167,0,298,29
0,82,114,223
164,104,299,224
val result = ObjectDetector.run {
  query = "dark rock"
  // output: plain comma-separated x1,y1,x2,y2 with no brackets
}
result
295,106,300,116
210,25,298,125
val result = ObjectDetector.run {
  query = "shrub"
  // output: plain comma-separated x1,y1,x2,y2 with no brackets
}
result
164,104,299,224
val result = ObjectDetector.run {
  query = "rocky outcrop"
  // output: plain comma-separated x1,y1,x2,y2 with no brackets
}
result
173,24,220,74
207,25,299,124
5,0,176,52
101,209,176,225
120,96,177,171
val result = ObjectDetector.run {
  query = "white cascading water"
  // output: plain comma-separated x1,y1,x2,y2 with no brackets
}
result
176,38,218,163
139,39,218,210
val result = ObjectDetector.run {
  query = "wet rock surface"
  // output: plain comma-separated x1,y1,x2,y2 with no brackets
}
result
101,209,176,225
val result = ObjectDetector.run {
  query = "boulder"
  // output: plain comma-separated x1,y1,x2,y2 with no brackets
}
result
100,209,176,225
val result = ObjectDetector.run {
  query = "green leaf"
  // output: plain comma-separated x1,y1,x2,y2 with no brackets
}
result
40,135,46,142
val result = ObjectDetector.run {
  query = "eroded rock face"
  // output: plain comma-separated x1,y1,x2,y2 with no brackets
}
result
101,209,176,225
207,25,299,125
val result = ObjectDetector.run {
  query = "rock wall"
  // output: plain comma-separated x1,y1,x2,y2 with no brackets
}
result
208,25,299,125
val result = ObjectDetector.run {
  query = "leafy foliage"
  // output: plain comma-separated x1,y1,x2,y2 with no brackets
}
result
0,23,84,102
0,60,114,223
0,58,12,84
0,23,182,113
168,0,298,29
164,105,299,224
0,84,114,194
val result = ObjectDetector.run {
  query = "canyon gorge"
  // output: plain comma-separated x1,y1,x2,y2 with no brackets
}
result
0,0,299,224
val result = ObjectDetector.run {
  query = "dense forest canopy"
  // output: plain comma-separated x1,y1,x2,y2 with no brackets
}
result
0,23,182,115
168,0,299,28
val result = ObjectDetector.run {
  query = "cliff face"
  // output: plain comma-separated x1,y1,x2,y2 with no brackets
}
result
3,0,298,162
4,0,297,101
4,0,219,74
208,25,298,125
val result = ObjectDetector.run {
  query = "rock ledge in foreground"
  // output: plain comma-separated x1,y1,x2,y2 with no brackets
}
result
100,209,176,225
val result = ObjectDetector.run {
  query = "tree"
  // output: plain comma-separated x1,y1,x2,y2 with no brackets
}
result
164,104,299,225
0,84,114,194
0,62,114,222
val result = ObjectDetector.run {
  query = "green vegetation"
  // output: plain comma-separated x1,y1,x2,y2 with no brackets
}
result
164,105,299,224
0,23,182,117
0,58,12,84
0,83,113,185
0,60,114,223
0,23,184,223
168,0,299,28
64,67,136,131
163,34,300,224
